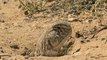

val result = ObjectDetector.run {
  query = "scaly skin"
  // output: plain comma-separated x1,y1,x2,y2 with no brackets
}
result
35,20,74,56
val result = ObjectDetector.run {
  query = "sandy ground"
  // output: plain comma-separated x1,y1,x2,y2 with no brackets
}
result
0,0,107,60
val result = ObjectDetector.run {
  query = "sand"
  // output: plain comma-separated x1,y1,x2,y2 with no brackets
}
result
0,0,107,60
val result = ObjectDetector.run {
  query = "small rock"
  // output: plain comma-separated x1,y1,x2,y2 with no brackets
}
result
10,42,19,49
0,47,4,53
21,47,31,56
24,55,29,59
3,1,7,4
68,15,80,22
75,31,83,38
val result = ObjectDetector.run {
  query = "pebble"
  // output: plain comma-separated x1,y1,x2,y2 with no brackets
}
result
0,47,4,53
10,42,19,49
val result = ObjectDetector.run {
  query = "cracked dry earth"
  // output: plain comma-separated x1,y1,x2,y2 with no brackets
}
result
0,0,107,60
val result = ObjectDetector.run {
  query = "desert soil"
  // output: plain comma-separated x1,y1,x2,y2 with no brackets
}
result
0,0,107,60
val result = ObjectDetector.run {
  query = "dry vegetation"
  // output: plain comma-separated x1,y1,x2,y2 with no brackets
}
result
19,0,107,17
